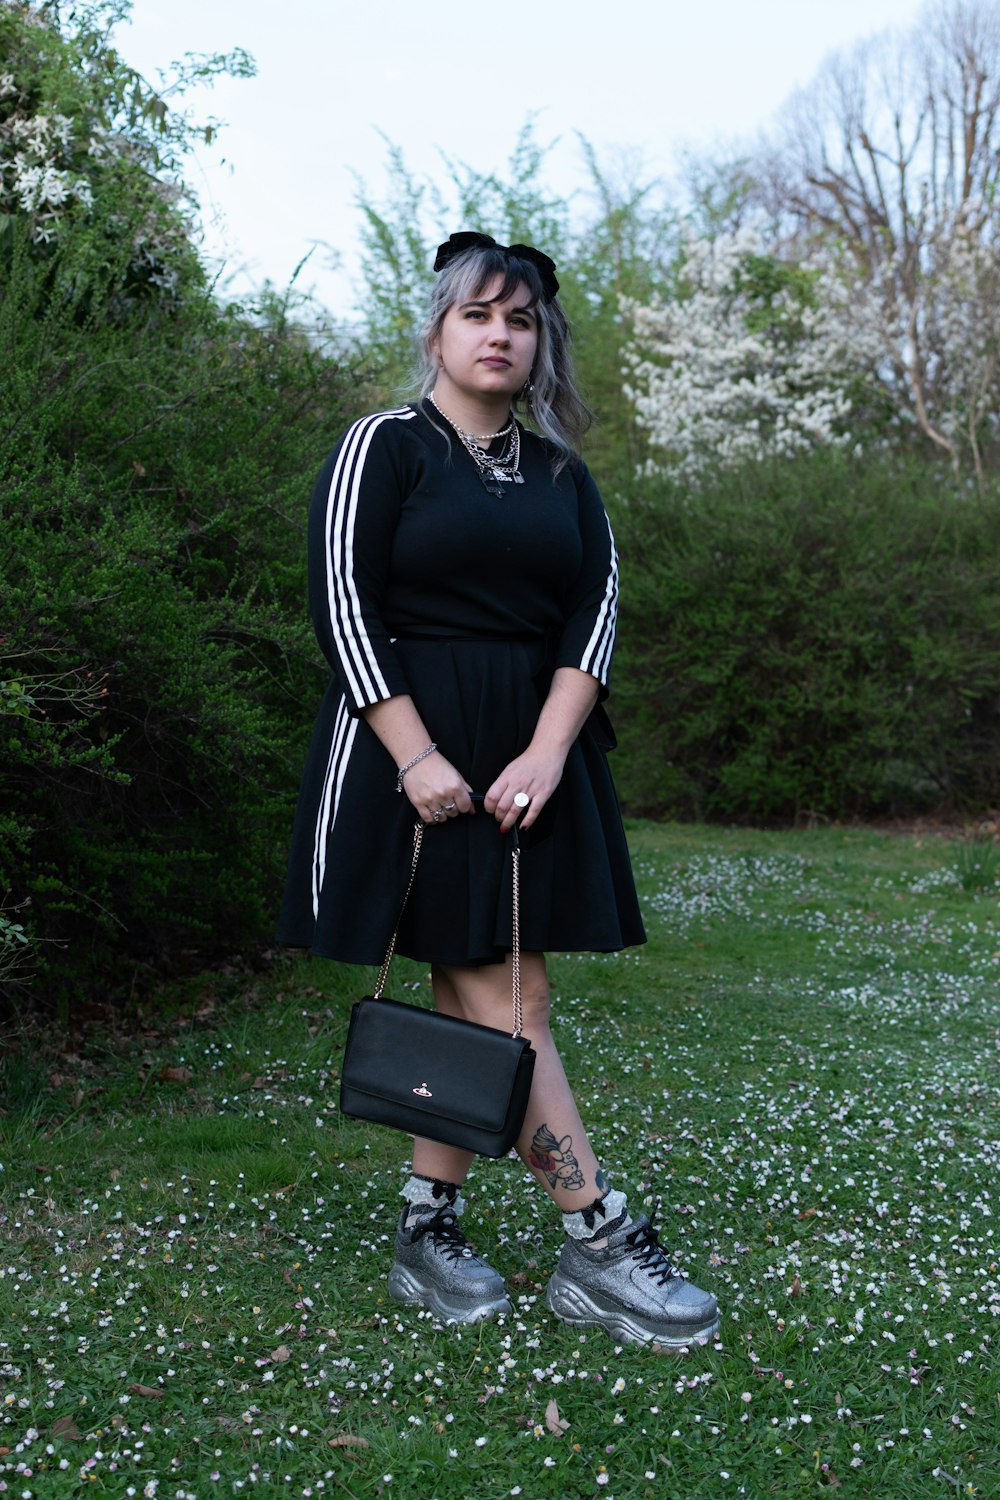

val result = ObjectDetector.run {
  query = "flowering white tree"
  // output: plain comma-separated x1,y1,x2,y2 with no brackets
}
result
642,4,1000,481
624,230,883,479
750,0,1000,478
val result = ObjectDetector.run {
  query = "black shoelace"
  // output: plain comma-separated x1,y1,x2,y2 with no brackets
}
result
625,1209,680,1286
411,1207,472,1262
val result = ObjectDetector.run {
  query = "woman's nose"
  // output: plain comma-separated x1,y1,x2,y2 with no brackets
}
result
488,320,511,344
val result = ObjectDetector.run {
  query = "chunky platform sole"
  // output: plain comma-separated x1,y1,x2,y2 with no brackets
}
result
546,1270,720,1349
387,1264,512,1325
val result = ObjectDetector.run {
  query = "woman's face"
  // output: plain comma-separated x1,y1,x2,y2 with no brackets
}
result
431,275,538,410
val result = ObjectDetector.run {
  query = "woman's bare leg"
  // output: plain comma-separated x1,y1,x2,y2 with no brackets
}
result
396,953,719,1344
424,953,605,1211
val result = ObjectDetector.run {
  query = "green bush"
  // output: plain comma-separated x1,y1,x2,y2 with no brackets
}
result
1,218,366,1006
610,451,1000,821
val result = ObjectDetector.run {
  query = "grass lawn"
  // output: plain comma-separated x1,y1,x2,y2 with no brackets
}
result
1,822,997,1498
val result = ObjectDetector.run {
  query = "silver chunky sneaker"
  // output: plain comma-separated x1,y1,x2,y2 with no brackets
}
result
546,1212,720,1349
388,1205,512,1324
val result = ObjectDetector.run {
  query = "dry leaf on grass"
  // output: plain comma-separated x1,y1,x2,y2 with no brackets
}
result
157,1065,193,1084
51,1416,83,1440
328,1434,369,1451
545,1398,569,1435
127,1383,164,1399
272,1344,291,1363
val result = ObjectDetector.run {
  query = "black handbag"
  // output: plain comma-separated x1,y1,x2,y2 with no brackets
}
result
339,821,536,1158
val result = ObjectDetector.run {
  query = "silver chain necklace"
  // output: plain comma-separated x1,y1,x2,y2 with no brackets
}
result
428,394,524,496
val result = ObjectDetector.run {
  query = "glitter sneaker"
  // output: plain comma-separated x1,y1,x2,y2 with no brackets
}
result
388,1205,512,1325
546,1211,719,1349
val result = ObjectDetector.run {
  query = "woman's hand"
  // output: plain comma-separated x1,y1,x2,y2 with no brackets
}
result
404,751,475,826
359,696,473,827
484,747,568,834
484,667,600,833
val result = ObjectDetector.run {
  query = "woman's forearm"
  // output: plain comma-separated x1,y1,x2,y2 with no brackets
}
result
361,696,475,819
361,695,436,774
483,667,600,832
529,667,600,756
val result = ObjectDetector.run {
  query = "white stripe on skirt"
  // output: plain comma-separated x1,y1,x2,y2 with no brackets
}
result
312,696,359,917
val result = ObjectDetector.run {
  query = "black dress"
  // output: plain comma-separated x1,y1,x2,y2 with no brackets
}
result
277,401,645,966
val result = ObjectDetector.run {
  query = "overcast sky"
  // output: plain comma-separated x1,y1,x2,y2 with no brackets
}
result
116,0,929,318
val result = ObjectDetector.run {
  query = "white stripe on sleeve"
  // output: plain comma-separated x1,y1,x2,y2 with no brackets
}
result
324,408,415,706
579,513,619,684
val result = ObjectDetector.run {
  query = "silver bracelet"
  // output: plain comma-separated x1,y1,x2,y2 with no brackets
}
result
395,742,437,793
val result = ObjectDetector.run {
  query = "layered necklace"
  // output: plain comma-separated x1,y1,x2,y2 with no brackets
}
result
428,393,524,497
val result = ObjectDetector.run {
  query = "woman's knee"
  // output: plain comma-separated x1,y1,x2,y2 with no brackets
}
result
438,955,551,1032
517,955,551,1035
518,981,551,1035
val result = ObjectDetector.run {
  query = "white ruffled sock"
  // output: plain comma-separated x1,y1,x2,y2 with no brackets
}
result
561,1186,631,1248
401,1173,465,1226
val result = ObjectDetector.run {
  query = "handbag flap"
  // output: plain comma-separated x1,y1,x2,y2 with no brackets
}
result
344,996,531,1133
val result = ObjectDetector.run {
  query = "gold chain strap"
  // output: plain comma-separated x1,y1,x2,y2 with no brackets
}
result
373,823,424,998
373,819,523,1038
511,840,523,1037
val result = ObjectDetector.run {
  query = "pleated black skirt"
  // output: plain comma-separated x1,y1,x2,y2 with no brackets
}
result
277,637,646,966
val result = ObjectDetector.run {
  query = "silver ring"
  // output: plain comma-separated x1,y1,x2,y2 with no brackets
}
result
443,801,457,811
513,791,530,809
432,808,445,822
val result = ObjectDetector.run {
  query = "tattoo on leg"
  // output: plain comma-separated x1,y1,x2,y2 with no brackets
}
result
528,1123,586,1191
595,1168,607,1193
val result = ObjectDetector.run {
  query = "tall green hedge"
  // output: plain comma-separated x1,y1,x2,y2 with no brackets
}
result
610,452,1000,821
1,221,365,1004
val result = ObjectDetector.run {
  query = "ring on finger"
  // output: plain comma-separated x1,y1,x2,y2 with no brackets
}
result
431,808,445,822
443,801,457,812
513,791,531,809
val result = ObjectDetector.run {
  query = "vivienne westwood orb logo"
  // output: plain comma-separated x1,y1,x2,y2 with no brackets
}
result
412,1082,433,1098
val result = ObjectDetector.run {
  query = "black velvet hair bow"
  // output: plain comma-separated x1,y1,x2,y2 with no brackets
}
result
432,231,560,301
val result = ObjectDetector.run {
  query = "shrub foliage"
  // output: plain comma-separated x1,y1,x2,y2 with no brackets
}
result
1,218,364,1003
610,452,1000,822
1,3,365,1003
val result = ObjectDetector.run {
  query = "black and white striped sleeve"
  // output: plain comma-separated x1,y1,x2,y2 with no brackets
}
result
307,408,416,712
555,463,619,694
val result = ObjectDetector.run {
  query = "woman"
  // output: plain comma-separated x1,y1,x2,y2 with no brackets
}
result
279,231,718,1349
